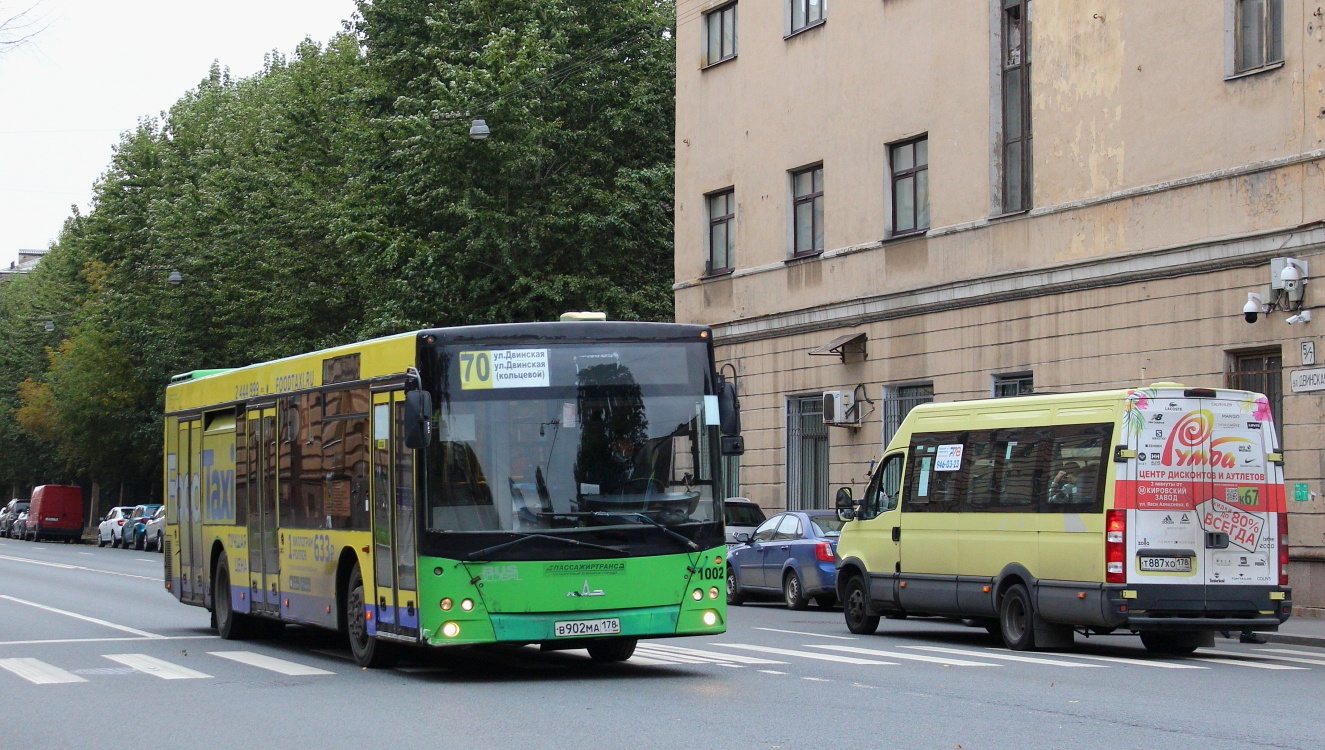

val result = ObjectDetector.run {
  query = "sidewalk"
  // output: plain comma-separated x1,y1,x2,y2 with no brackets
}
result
1224,615,1325,648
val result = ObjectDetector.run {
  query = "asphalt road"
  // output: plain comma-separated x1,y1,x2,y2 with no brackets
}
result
1,536,1322,750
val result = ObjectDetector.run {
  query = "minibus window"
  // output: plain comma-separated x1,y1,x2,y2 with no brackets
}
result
861,453,905,519
903,434,967,512
1041,424,1112,513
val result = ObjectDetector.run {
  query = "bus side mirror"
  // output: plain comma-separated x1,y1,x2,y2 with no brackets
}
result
835,487,856,522
402,390,433,449
717,375,744,456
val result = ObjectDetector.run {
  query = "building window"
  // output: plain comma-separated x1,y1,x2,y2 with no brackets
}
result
882,383,934,448
707,189,735,274
791,165,824,257
787,395,829,510
705,3,737,66
1001,0,1032,213
994,373,1034,398
890,136,929,235
1227,349,1284,445
1234,0,1284,74
789,0,825,35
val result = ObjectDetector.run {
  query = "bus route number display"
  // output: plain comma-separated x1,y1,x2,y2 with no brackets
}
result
460,349,550,390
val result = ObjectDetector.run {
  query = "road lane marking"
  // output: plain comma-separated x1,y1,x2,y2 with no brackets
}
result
715,644,897,665
0,636,219,647
628,648,711,665
1256,648,1325,664
626,656,682,666
638,644,786,664
1188,651,1308,670
0,658,87,684
1040,651,1208,669
208,651,334,676
0,554,158,581
752,627,856,640
759,669,786,675
103,654,212,680
809,644,999,667
802,677,830,682
0,595,163,638
904,646,1105,668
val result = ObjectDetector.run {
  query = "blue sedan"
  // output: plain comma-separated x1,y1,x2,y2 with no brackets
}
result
726,510,844,610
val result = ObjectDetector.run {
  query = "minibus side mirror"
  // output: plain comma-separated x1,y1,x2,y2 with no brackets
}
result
835,487,856,522
402,390,433,449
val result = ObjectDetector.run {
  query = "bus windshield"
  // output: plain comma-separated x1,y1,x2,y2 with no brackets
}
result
421,340,724,557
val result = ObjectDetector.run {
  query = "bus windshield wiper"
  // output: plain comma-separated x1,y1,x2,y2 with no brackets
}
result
589,511,700,552
464,533,630,561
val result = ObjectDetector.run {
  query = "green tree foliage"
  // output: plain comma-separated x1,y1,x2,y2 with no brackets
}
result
0,2,676,492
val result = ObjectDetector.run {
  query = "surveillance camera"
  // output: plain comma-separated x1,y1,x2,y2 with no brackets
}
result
1243,293,1263,324
1288,310,1313,325
1281,261,1308,302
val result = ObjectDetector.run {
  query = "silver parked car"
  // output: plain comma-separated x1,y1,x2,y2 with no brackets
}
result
144,506,166,552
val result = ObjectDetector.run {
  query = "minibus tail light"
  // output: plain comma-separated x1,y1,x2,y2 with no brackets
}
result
1278,513,1289,587
1105,509,1126,584
814,542,835,562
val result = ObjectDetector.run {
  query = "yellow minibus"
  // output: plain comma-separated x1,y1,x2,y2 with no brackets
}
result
833,383,1291,654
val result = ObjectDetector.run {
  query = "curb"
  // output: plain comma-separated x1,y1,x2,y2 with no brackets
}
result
1263,633,1325,648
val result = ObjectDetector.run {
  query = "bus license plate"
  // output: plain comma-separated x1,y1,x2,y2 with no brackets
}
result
554,618,621,637
1139,556,1193,572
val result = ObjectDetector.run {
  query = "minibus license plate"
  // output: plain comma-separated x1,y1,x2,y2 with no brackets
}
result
554,618,621,637
1139,556,1193,572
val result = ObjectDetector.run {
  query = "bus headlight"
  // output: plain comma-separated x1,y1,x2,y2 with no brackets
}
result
440,598,453,611
692,588,703,601
442,622,460,638
702,610,718,626
708,587,719,599
461,598,474,611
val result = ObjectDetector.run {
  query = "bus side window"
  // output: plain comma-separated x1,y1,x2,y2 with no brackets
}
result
1042,423,1112,513
903,433,967,512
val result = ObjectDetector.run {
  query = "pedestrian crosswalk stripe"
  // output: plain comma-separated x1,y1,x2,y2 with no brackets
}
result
1039,651,1208,669
625,656,681,667
1249,648,1325,666
640,644,786,665
208,651,334,676
808,644,998,667
630,648,711,665
103,654,212,679
0,658,87,684
1188,652,1308,670
715,644,898,666
904,646,1105,668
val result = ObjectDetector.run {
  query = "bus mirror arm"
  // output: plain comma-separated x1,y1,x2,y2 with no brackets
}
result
403,390,433,449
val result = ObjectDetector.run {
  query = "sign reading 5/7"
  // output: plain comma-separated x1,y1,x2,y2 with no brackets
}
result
460,349,550,390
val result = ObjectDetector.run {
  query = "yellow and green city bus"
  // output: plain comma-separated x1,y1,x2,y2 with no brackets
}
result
833,383,1291,654
163,319,742,667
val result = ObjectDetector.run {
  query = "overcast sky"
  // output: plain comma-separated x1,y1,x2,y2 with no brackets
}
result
0,0,358,267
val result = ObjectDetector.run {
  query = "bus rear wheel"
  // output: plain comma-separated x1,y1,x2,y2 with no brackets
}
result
999,584,1036,651
1139,631,1203,655
346,562,399,668
586,638,637,662
214,553,256,640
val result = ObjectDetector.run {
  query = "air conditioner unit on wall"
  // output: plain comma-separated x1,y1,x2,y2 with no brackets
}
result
822,390,858,426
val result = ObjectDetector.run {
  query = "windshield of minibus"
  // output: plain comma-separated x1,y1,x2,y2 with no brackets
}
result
422,341,724,557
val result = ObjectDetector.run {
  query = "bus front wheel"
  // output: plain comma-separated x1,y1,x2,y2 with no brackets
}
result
346,562,399,669
587,638,637,662
999,584,1036,651
843,576,880,635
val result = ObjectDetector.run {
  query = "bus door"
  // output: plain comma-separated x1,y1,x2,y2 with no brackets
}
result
245,407,280,616
852,452,904,609
371,391,419,640
176,418,205,605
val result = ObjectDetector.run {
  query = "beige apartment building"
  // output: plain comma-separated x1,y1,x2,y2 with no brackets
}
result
674,0,1325,614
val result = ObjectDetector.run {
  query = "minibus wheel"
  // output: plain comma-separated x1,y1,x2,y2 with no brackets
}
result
999,584,1036,651
214,553,255,640
1139,631,1202,655
843,576,879,635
